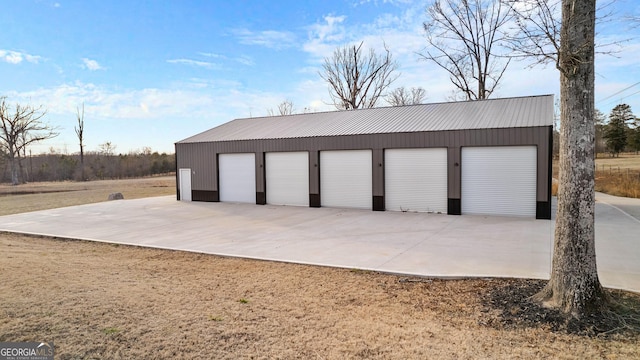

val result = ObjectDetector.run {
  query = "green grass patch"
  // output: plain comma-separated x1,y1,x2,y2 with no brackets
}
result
102,327,120,335
208,315,223,322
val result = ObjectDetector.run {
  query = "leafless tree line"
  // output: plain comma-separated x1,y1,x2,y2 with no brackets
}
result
1,96,174,184
0,148,175,183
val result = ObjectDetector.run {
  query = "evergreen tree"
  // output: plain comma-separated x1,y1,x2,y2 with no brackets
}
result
604,104,633,157
628,117,640,154
594,109,607,157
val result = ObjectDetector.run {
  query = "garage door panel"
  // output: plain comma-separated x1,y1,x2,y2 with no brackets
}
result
266,152,309,206
321,150,372,209
462,146,536,217
219,153,256,203
385,148,447,213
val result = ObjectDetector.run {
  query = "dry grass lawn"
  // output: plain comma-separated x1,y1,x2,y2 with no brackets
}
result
551,153,640,198
0,176,175,215
596,153,640,171
1,177,639,359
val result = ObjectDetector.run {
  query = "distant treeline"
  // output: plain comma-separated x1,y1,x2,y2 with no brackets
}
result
0,149,175,183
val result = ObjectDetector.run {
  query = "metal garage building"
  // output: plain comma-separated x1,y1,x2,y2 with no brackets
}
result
175,95,553,219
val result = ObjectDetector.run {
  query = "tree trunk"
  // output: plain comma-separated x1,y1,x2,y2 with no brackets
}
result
9,151,19,185
80,147,85,181
532,0,607,317
18,154,26,183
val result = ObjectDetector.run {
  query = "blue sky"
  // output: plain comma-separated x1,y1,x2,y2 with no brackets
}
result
1,0,639,154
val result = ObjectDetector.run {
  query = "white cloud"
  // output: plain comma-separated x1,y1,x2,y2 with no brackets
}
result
196,52,253,66
233,29,297,50
167,58,220,69
183,78,243,89
198,52,225,59
81,58,104,71
5,81,294,122
235,55,254,66
0,50,42,64
303,15,348,59
311,15,347,42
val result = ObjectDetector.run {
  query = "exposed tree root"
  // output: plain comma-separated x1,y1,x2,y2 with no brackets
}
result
481,279,640,338
530,279,610,318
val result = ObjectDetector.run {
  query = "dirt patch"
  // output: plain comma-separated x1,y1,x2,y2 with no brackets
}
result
482,279,640,337
1,234,639,359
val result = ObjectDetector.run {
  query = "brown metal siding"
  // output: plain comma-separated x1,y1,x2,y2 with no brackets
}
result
176,142,217,191
309,151,320,195
448,147,461,199
372,149,384,196
176,125,552,214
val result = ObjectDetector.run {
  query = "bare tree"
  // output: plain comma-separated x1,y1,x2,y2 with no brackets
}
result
98,141,116,156
505,0,561,67
96,141,117,179
75,103,86,180
320,41,399,110
267,100,295,116
0,97,58,185
421,0,512,100
386,87,427,106
506,0,620,64
511,0,607,317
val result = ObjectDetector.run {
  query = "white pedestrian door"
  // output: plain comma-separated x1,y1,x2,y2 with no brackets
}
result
385,148,448,213
462,146,537,217
320,150,372,209
219,153,256,203
266,152,309,206
179,168,191,201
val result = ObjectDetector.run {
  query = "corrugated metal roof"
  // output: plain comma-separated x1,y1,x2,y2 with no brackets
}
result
177,95,553,143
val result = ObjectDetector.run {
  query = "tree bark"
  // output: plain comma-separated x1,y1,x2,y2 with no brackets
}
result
532,0,607,317
9,151,19,185
75,103,86,181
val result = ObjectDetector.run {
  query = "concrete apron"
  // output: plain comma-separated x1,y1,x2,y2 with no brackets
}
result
0,195,637,293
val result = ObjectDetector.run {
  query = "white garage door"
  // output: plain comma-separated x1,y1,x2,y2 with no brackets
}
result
219,153,256,203
385,148,447,213
320,150,372,209
266,152,309,206
462,146,537,217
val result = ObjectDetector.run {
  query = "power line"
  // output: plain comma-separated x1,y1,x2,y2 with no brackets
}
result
597,81,640,104
601,89,640,108
616,89,640,102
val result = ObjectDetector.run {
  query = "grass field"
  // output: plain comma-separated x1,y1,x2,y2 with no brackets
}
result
1,177,639,359
0,176,175,216
551,153,640,198
596,153,640,171
594,153,640,197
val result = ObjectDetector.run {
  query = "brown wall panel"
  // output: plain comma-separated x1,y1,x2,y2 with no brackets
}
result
372,149,384,196
309,150,320,195
256,152,265,193
448,147,461,199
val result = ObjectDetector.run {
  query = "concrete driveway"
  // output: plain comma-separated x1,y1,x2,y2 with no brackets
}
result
0,193,638,293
